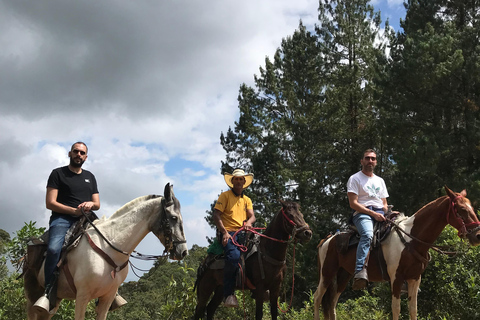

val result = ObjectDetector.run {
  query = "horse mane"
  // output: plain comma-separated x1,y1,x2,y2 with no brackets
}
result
412,195,448,216
94,194,161,224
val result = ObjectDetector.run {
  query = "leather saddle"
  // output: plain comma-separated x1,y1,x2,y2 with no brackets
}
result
25,212,98,271
336,210,400,255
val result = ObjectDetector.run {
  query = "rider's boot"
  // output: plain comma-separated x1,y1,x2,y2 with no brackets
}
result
352,267,369,290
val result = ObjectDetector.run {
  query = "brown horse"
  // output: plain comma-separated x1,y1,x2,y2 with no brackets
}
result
313,186,480,320
194,200,312,320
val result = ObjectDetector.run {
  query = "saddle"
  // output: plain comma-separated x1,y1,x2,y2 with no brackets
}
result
25,212,98,271
336,210,400,254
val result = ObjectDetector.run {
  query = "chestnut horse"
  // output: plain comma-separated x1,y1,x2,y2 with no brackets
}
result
194,200,312,320
24,183,188,320
313,186,480,320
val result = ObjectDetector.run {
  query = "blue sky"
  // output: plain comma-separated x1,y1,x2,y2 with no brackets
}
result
0,0,406,281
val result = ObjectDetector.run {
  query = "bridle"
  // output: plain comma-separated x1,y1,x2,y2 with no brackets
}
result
447,195,480,237
281,207,310,242
232,207,310,250
230,205,310,315
159,198,187,257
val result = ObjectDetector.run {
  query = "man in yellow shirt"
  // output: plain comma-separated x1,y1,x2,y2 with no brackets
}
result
213,169,256,308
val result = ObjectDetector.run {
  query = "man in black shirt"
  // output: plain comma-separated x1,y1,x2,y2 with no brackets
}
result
43,142,100,293
35,142,126,312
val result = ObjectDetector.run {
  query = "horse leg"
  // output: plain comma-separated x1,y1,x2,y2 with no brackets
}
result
390,277,403,320
406,278,421,320
326,268,351,320
313,277,329,320
206,286,223,320
95,293,116,320
268,290,279,320
255,293,265,320
73,292,91,320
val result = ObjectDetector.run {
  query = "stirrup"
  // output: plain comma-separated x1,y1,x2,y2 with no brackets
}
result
33,295,55,315
110,294,128,311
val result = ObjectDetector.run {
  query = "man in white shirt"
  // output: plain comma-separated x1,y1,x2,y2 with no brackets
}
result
347,149,389,290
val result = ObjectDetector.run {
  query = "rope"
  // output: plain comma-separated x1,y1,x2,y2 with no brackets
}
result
277,242,296,313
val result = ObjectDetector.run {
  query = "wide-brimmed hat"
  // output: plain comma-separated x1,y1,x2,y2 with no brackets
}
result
224,169,254,189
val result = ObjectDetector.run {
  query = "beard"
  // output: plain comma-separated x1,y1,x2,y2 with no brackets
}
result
70,157,85,168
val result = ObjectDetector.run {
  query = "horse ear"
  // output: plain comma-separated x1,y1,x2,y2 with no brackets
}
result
279,199,286,207
444,185,454,199
460,189,467,197
164,183,173,202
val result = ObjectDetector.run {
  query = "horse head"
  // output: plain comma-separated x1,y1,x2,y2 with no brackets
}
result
445,186,480,246
151,183,188,260
279,200,312,243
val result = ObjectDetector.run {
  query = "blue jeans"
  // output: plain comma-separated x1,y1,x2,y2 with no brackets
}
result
352,207,384,273
223,231,244,297
44,215,77,288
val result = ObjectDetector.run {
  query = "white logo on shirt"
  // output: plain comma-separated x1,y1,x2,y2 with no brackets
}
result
85,179,90,183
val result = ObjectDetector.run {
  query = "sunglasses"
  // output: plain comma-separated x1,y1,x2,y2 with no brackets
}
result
72,149,86,155
364,156,376,161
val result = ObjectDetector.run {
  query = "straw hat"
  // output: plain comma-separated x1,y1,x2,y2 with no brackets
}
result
224,169,254,189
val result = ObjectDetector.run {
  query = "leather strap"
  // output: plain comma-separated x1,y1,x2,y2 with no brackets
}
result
85,233,129,279
62,263,77,295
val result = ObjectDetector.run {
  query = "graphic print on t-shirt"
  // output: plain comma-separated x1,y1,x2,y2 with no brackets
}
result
367,184,381,199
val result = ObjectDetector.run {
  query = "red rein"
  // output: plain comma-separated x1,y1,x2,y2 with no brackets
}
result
231,208,297,251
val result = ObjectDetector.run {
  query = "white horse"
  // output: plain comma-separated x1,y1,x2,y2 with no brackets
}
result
24,183,188,320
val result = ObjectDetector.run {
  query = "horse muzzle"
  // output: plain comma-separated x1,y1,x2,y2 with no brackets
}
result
169,241,188,260
294,225,313,243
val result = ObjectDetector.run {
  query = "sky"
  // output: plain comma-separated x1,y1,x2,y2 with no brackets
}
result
0,0,405,281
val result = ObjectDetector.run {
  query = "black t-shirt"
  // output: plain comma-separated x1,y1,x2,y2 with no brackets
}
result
47,166,99,218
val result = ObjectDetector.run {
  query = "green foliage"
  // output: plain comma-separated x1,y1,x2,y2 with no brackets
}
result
418,226,480,319
0,274,26,319
6,221,45,270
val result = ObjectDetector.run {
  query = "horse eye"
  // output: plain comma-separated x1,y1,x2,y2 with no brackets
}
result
171,216,178,221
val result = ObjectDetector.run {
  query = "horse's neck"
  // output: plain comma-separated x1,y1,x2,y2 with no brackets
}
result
262,212,288,259
93,198,158,254
407,196,450,245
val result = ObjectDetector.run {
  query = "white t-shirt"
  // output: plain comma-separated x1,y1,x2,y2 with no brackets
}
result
347,171,389,209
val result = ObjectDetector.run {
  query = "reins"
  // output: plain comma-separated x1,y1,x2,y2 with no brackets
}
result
81,208,129,256
385,216,456,256
385,195,480,256
80,199,181,279
231,207,307,314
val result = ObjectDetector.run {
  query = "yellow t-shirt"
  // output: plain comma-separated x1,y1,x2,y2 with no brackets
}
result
214,190,253,232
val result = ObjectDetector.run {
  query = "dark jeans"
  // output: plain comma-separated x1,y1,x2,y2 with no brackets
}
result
223,231,245,297
44,215,77,288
